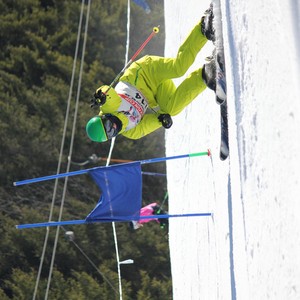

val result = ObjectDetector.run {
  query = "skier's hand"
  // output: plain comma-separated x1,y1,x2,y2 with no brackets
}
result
152,205,162,215
158,114,173,129
90,89,107,108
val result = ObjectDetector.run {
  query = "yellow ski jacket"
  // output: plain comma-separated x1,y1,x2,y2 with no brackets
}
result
97,22,208,140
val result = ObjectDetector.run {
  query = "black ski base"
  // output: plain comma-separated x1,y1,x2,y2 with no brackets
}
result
219,100,229,161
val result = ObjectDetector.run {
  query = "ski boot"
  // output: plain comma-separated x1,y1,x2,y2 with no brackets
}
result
202,50,226,105
129,221,142,230
200,4,215,42
215,52,226,104
202,53,216,92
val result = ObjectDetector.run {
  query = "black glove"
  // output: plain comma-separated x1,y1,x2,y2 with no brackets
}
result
158,113,173,129
90,89,107,108
152,205,162,215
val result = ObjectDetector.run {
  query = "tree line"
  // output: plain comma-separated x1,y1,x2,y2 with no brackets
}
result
0,0,171,298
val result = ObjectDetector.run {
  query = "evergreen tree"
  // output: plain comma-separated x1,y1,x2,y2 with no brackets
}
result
0,0,171,298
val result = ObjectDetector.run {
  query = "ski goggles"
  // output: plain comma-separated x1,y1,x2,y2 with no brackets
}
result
101,114,120,139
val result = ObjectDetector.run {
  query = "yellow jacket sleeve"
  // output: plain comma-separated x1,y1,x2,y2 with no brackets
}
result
121,114,162,139
96,85,121,113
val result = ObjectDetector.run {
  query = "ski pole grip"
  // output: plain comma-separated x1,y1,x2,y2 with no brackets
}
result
153,26,160,33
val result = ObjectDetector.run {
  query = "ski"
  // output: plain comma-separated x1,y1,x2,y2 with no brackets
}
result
220,100,229,160
213,0,229,160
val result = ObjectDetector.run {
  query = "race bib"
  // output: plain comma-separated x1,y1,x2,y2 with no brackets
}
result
115,82,149,130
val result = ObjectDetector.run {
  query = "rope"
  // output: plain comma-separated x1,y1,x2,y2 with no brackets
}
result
44,0,92,298
125,0,131,68
61,227,118,295
32,1,86,299
108,2,131,299
34,1,133,299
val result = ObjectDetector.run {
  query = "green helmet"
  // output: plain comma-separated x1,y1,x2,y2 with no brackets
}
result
86,116,108,142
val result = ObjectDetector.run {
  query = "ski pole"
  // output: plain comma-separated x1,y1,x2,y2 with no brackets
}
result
155,191,169,215
105,26,160,93
16,213,212,229
159,192,169,211
13,150,210,186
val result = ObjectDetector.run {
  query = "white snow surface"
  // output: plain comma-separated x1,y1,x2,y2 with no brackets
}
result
164,0,300,299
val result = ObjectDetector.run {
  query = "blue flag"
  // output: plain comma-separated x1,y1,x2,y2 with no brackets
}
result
86,162,142,222
132,0,151,14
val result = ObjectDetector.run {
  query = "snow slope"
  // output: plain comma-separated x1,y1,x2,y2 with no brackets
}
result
164,0,300,299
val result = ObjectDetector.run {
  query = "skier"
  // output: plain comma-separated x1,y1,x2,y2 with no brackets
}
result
129,202,168,230
86,6,216,142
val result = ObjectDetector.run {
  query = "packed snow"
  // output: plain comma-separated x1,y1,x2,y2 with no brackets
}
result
164,0,300,299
